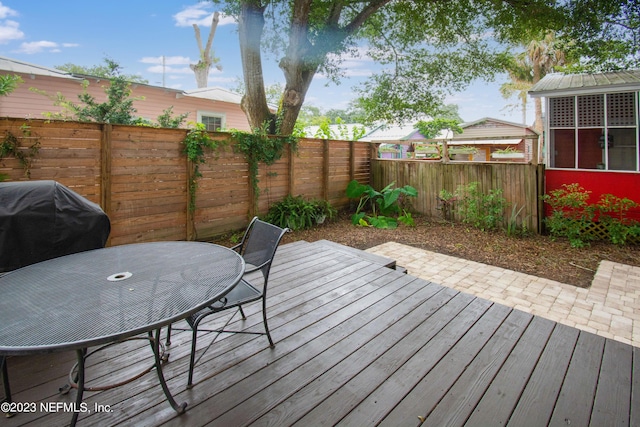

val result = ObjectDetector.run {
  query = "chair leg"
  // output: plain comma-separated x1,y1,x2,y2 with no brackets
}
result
238,305,246,320
262,300,275,348
187,327,198,388
1,356,11,404
165,324,172,346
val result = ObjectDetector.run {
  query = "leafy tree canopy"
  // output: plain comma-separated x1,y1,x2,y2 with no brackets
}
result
0,74,23,96
558,0,640,72
211,0,570,134
55,58,149,84
416,118,463,140
213,1,629,135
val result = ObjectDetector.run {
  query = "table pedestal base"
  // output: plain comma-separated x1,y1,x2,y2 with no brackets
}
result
68,329,186,427
65,336,168,392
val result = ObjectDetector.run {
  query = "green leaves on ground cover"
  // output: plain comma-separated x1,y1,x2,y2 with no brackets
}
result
265,195,336,231
346,180,417,229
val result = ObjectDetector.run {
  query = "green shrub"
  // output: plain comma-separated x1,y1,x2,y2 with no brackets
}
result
596,194,640,245
541,183,595,248
265,195,336,231
455,182,507,231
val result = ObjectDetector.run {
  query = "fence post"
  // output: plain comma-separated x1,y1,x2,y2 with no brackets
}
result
186,156,195,241
532,135,540,166
288,143,295,196
100,124,112,246
537,163,545,234
349,141,355,182
323,139,330,200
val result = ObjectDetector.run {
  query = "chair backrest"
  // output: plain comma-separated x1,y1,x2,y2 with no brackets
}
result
236,217,289,282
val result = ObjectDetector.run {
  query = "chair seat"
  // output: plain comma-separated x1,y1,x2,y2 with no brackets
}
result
167,217,289,387
188,279,262,324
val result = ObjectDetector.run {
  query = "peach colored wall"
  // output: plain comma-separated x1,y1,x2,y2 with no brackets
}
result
0,72,251,130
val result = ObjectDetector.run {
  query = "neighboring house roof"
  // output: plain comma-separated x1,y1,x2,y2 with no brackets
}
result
0,56,243,106
359,123,448,142
0,56,81,80
359,117,536,144
183,87,244,104
529,69,640,98
449,117,538,145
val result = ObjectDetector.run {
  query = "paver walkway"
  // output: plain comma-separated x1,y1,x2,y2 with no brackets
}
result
367,241,640,347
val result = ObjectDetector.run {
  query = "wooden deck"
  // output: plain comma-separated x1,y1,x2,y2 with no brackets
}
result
3,240,640,426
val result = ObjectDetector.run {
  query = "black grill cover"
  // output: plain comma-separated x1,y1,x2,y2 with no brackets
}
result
0,180,110,272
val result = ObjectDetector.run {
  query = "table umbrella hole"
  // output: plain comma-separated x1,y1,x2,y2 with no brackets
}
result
107,272,133,282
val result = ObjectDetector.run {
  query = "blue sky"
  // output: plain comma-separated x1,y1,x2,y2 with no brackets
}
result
0,1,533,125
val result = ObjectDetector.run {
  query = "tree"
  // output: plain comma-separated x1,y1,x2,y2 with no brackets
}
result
190,11,223,88
500,70,531,125
156,107,190,128
56,60,148,84
74,60,141,124
416,118,463,140
33,59,141,124
501,31,568,129
212,0,576,135
560,0,640,71
0,74,23,96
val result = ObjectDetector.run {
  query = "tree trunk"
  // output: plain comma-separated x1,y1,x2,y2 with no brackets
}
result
277,0,327,135
190,12,220,89
278,54,319,135
238,3,275,131
190,64,209,88
237,0,389,135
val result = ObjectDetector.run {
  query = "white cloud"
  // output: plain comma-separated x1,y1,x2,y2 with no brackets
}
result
0,2,18,19
173,4,235,27
140,55,191,65
0,3,22,44
16,40,59,54
146,64,192,74
0,19,23,44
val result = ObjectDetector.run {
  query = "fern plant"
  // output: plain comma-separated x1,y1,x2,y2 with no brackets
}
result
264,195,336,230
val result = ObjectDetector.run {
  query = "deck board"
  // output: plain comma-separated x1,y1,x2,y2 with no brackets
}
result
2,240,639,427
506,323,579,426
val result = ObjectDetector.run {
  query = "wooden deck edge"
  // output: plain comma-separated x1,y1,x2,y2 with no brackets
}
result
311,239,398,270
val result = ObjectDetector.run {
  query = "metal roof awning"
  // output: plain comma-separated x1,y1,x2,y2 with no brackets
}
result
449,138,524,145
529,70,640,98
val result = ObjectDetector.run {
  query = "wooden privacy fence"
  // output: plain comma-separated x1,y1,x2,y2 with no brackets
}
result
371,159,545,233
0,118,372,245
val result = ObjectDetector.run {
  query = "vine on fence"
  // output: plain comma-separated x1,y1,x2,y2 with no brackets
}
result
0,124,40,179
182,123,225,212
229,124,298,214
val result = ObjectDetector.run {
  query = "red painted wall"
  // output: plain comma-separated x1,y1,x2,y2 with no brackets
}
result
545,170,640,220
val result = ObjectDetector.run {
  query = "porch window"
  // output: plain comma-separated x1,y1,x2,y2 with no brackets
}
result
197,111,226,131
548,92,638,171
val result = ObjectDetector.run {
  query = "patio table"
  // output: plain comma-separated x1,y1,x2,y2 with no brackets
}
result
0,241,245,426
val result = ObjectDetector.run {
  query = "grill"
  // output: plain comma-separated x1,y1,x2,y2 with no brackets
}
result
0,180,110,272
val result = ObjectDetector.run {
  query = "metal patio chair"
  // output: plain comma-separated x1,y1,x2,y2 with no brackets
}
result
166,217,288,387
